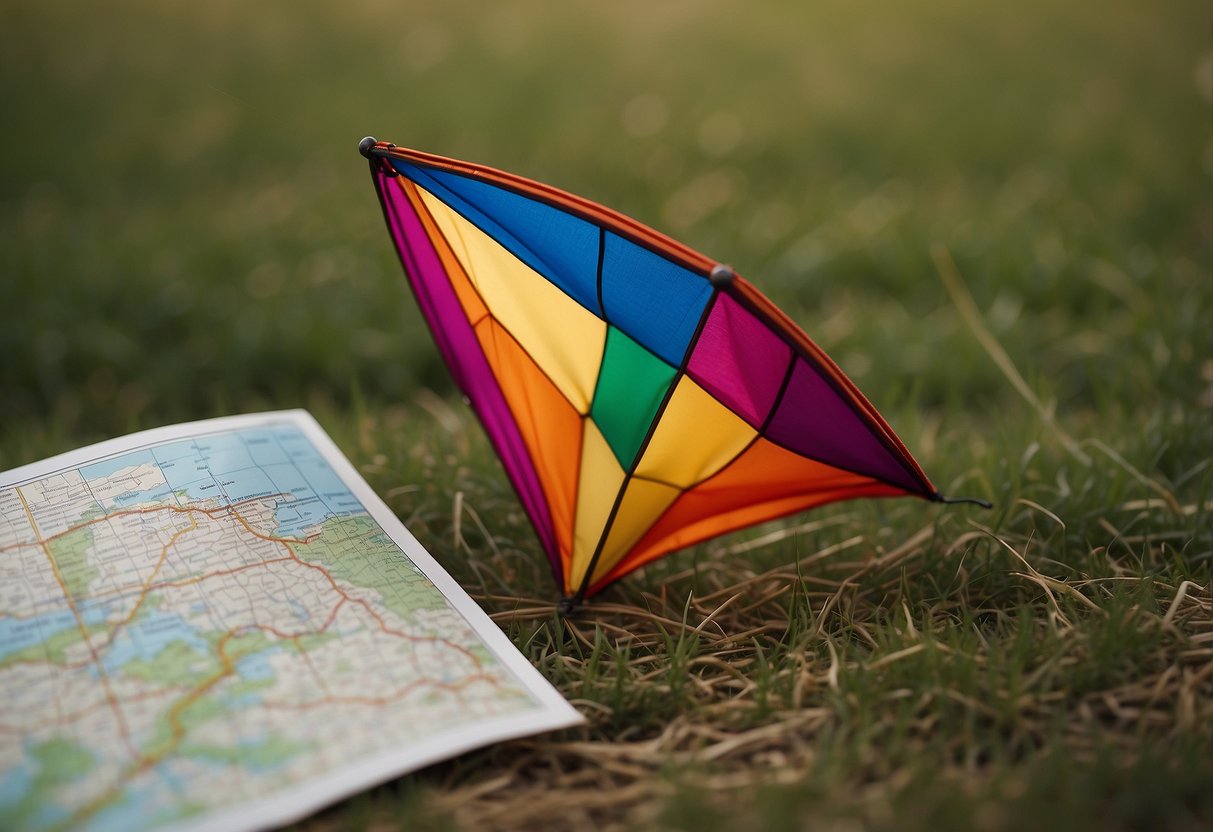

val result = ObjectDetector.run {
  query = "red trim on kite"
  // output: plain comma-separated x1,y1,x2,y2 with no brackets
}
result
373,142,716,275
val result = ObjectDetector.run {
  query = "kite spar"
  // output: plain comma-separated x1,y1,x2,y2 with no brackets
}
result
360,137,988,609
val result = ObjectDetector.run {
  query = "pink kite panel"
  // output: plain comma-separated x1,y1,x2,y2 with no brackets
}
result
686,293,793,428
378,171,560,577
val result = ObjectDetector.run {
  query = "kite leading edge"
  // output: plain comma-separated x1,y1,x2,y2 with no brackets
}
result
359,137,989,610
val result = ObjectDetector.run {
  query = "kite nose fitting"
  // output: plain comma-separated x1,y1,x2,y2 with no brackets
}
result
709,264,735,287
360,136,398,177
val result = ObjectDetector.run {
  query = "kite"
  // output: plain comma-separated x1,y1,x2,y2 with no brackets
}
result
360,137,987,610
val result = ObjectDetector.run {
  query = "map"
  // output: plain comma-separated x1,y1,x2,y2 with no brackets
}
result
0,411,581,832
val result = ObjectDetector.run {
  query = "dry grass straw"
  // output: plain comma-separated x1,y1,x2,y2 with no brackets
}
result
308,516,1211,832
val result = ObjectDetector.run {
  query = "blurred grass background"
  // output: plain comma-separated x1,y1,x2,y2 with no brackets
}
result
1,0,1211,830
3,0,1208,449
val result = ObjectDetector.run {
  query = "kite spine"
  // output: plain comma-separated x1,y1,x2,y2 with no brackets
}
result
570,285,723,607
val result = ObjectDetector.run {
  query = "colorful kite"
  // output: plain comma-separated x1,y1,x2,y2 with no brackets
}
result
361,137,985,609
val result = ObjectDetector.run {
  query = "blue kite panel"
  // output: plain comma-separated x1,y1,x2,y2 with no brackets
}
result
393,160,602,316
600,232,713,366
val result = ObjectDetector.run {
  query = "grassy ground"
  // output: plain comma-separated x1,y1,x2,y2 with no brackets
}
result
2,0,1211,829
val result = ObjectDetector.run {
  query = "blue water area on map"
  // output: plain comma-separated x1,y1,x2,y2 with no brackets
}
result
219,467,282,506
273,466,362,538
0,603,111,662
240,428,292,467
0,761,33,809
189,433,260,477
79,449,156,482
234,649,279,682
0,744,74,830
94,426,366,540
111,482,175,508
97,609,211,677
153,762,188,795
79,424,363,510
151,435,276,506
201,640,289,713
32,804,70,830
261,461,339,538
140,442,208,501
83,781,176,832
0,610,78,660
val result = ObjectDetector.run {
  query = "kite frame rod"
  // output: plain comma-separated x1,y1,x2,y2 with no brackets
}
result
359,136,992,609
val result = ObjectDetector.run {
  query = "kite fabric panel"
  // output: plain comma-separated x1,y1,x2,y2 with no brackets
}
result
363,139,943,604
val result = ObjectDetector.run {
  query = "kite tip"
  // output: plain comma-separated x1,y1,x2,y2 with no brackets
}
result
930,492,994,509
709,264,735,287
358,136,378,158
557,597,579,617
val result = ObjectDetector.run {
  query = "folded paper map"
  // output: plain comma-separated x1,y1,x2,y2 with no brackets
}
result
0,411,582,832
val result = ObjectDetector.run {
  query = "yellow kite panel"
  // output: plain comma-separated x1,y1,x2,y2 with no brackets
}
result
635,377,756,489
416,185,605,413
570,420,626,589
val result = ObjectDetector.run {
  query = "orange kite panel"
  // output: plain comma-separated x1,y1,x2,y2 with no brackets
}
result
589,437,905,592
400,178,489,325
474,316,583,571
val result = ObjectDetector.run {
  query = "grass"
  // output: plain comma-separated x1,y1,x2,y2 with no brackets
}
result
331,400,1211,830
2,0,1211,829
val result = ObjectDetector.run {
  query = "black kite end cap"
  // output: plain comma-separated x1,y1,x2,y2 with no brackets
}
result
358,136,377,158
709,264,735,287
